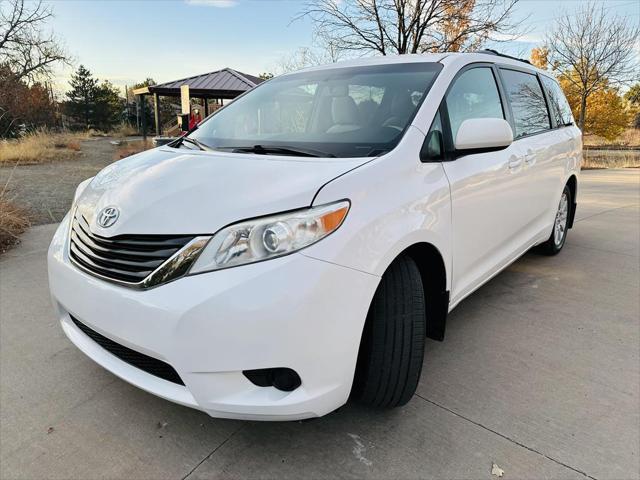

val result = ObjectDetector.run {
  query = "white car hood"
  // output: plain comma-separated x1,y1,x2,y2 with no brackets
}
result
76,147,370,236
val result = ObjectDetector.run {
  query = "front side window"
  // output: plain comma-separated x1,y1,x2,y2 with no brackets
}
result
420,111,444,161
500,69,551,138
188,63,442,158
445,67,504,141
540,76,574,127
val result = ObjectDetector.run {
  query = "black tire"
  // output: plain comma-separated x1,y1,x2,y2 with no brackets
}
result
536,184,572,256
351,255,426,408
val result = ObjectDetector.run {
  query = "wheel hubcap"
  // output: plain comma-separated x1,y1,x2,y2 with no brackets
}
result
554,193,569,246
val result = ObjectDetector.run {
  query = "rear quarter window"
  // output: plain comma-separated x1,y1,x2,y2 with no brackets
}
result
540,76,574,127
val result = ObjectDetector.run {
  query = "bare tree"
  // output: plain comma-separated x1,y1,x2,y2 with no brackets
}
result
274,46,342,74
296,0,522,57
0,0,69,83
546,2,639,132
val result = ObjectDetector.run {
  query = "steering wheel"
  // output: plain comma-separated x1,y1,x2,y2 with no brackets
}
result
382,117,403,131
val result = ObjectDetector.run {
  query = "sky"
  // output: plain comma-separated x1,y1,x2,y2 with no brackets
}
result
47,0,640,94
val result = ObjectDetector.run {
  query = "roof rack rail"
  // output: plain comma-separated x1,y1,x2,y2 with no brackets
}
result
476,49,531,65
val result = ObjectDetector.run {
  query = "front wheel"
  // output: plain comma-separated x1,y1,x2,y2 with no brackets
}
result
537,184,571,255
351,255,426,408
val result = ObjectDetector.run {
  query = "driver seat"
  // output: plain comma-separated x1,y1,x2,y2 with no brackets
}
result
383,92,414,129
326,96,361,134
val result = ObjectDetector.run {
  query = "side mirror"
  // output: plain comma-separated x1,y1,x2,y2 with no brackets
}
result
455,118,513,152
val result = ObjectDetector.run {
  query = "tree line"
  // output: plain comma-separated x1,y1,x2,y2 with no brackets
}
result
0,0,67,137
1,0,638,140
530,2,639,138
0,0,143,137
296,0,639,141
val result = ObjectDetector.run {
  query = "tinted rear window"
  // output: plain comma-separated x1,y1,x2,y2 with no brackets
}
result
540,76,574,127
500,69,550,138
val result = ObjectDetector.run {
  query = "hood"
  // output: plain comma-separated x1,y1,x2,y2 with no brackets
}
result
76,147,370,236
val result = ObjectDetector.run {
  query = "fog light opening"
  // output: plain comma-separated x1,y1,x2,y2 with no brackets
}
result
243,367,301,392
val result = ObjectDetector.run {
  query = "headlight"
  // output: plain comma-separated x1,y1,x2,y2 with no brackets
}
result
189,200,350,273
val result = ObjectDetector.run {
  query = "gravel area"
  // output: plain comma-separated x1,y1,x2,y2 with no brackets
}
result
0,137,118,225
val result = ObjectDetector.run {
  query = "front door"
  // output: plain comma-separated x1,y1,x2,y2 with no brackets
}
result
440,65,530,306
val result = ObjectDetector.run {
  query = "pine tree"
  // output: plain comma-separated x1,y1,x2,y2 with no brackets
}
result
93,81,122,131
65,65,98,129
64,66,122,131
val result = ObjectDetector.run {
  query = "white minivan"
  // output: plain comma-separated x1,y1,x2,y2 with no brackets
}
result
48,51,581,420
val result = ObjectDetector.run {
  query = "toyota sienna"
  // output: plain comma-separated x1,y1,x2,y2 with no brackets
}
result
48,51,581,420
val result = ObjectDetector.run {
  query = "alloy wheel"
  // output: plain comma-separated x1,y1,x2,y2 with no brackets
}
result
554,192,569,246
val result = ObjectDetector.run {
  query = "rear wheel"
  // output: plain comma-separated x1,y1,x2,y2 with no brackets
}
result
351,255,426,408
537,184,571,255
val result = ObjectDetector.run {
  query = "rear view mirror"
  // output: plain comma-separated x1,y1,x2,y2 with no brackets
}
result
455,118,513,152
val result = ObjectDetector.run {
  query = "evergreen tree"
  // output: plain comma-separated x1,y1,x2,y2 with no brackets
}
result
64,66,122,131
93,81,122,131
65,65,98,129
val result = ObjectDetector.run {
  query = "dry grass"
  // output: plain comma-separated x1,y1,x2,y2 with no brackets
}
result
583,129,640,148
86,129,109,137
111,123,139,138
0,197,30,253
582,149,640,169
619,129,640,147
114,139,153,160
0,130,84,166
581,128,639,169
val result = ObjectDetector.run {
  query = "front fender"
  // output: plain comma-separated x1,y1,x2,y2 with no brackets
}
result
303,127,452,291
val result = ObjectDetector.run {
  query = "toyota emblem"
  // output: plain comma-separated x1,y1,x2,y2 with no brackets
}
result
97,206,120,228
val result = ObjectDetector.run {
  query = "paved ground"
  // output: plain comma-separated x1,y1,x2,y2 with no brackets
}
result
1,169,638,480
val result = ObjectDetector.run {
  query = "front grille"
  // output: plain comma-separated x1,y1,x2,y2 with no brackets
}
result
70,315,184,385
69,213,194,284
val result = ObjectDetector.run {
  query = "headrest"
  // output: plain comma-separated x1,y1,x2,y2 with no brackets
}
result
329,84,349,96
390,93,414,117
331,96,360,125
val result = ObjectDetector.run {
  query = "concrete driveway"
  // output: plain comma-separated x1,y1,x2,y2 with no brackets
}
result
1,169,638,480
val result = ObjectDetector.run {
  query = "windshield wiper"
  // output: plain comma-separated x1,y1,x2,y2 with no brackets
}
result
172,136,214,152
225,144,335,158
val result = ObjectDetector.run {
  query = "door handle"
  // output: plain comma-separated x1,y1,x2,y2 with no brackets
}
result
508,156,523,171
524,153,536,166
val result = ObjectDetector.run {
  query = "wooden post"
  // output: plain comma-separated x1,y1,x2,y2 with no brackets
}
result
139,95,147,141
181,85,190,115
153,92,161,136
204,98,209,117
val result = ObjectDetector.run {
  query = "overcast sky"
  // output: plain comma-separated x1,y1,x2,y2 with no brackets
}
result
48,0,639,93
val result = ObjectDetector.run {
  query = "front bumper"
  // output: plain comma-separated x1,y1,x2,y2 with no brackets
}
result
48,216,379,420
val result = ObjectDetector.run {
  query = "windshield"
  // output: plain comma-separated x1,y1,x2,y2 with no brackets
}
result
188,63,442,158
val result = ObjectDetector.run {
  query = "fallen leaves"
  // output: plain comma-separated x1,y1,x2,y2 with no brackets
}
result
491,462,504,477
